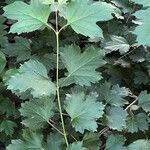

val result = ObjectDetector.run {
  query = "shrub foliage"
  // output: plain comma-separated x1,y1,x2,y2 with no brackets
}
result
0,0,150,149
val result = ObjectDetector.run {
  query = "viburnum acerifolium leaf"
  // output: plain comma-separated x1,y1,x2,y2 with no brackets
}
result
134,8,150,45
66,142,87,150
3,0,51,34
128,139,150,150
19,97,55,129
6,59,56,98
60,45,106,87
60,0,118,38
64,91,104,133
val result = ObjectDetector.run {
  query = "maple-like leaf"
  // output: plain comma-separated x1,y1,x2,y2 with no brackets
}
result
134,8,150,45
6,59,56,98
60,45,106,87
61,0,118,38
40,0,54,4
126,113,149,133
128,139,150,150
7,130,44,150
64,91,104,133
19,97,55,129
106,134,127,150
6,0,24,4
3,37,31,62
98,82,129,106
46,133,64,150
3,0,51,34
66,142,87,150
0,120,17,136
106,106,127,131
103,35,130,54
132,0,150,6
138,90,150,112
83,132,100,150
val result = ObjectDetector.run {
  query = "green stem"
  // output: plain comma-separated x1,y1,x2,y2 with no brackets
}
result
55,10,69,146
47,120,64,135
56,32,69,146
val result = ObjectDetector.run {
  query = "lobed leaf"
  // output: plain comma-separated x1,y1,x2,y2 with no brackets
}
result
64,91,104,133
106,106,128,131
60,45,106,87
61,0,118,38
19,97,55,129
6,59,56,98
106,134,127,150
66,142,87,150
138,91,150,112
3,0,51,34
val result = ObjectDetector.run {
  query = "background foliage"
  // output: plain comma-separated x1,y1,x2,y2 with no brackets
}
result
0,0,150,149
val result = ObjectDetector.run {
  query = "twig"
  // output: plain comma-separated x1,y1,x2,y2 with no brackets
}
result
99,127,109,136
124,93,138,111
47,120,64,136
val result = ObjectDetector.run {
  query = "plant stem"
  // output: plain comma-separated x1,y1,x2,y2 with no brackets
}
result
124,96,138,111
55,11,69,146
47,120,64,136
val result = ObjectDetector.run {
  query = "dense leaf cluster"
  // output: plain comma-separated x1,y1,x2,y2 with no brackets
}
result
0,0,150,149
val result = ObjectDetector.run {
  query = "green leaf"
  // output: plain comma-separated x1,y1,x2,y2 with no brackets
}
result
132,0,150,6
134,8,150,45
36,53,65,71
126,113,149,133
129,46,146,62
7,130,44,150
61,0,117,38
2,68,32,99
0,120,17,136
112,0,131,12
19,97,55,129
103,35,130,54
58,0,67,5
6,0,24,4
106,106,127,131
0,16,7,47
46,133,64,150
134,71,149,85
106,134,127,150
60,45,106,87
99,82,129,106
138,90,150,112
3,37,31,62
83,132,100,150
66,142,87,150
40,0,66,5
64,91,104,133
3,0,51,34
40,0,54,4
0,51,6,73
0,96,18,117
6,59,56,98
128,140,150,150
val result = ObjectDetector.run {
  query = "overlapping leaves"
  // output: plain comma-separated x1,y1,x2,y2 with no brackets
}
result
1,0,150,149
